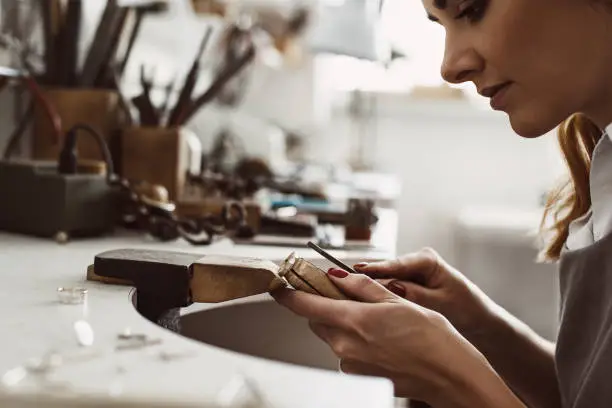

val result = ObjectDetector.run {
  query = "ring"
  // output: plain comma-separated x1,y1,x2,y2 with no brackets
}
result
57,287,88,304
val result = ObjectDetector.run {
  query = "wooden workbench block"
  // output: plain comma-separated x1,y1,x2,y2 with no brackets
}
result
190,256,286,303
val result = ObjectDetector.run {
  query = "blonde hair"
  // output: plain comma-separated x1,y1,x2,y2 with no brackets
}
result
539,113,602,261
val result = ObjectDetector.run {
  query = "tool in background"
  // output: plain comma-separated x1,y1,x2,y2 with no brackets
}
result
55,0,82,87
126,23,255,128
159,76,176,121
0,0,172,162
109,66,135,125
166,26,214,127
79,0,124,87
118,1,169,75
176,43,255,125
212,23,252,108
131,64,159,125
7,2,258,132
34,0,169,88
93,7,130,88
40,0,59,83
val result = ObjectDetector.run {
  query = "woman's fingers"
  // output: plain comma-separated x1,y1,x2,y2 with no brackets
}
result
271,287,354,328
376,279,436,306
327,269,401,303
354,248,439,284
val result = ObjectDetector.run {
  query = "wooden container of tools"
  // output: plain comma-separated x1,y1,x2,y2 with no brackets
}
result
121,126,195,201
32,88,123,162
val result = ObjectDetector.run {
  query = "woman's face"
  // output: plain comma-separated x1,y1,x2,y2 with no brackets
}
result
423,0,612,137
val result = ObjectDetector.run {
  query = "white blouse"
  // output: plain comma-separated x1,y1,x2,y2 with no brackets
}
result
565,124,612,250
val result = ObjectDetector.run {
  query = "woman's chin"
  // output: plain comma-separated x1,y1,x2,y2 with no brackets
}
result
507,111,558,139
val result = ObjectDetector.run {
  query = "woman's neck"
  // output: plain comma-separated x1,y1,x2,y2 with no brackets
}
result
582,86,612,131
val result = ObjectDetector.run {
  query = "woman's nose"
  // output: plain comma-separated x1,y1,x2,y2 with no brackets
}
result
440,40,483,84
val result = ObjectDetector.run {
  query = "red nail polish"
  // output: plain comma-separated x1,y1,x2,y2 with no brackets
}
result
328,268,349,278
354,263,368,268
387,281,406,297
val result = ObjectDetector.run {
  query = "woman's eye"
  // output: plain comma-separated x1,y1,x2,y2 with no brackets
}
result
456,0,487,23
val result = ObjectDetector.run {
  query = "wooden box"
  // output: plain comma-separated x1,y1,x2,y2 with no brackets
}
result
32,88,122,162
121,126,192,200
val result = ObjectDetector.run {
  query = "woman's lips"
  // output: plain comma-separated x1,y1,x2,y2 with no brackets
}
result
489,82,512,111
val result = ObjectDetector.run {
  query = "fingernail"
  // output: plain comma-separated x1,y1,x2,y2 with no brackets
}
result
327,268,349,278
354,263,368,268
387,281,406,297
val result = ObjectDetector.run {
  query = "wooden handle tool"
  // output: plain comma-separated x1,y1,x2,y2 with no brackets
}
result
89,248,348,304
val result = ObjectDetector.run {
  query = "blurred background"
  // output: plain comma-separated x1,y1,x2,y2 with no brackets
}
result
0,0,563,340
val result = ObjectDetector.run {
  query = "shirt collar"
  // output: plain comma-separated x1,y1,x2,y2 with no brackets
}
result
589,125,612,241
606,124,612,142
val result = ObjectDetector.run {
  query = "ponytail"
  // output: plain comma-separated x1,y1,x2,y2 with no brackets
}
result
539,113,602,261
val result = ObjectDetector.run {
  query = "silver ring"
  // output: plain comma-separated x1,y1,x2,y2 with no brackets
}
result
57,287,88,304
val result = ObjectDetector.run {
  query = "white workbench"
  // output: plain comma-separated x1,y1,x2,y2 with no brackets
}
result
0,210,397,408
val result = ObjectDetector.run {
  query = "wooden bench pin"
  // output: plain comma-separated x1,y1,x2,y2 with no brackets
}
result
87,248,348,304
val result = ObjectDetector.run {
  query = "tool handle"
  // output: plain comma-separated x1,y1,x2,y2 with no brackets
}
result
178,46,255,126
167,27,213,126
79,0,120,86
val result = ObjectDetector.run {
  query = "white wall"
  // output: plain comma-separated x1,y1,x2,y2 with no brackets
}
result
318,98,563,262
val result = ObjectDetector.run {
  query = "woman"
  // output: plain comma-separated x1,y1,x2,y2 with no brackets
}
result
273,0,612,406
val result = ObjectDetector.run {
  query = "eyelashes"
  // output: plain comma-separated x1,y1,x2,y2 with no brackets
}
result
455,0,488,23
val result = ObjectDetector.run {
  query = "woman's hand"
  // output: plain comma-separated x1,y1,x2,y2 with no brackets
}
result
355,248,497,340
272,270,518,406
353,250,560,408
